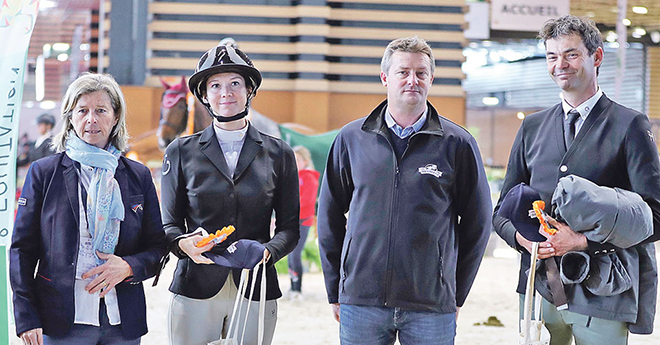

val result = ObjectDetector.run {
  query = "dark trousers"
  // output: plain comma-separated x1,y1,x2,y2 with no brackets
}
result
288,224,310,291
43,301,139,345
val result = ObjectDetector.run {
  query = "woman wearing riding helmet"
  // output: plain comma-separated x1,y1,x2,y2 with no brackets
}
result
160,44,300,345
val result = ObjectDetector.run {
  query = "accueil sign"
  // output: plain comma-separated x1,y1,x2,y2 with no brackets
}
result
491,0,570,31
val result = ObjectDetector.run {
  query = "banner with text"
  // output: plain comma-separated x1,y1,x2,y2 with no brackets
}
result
0,0,39,245
491,0,570,32
0,1,40,341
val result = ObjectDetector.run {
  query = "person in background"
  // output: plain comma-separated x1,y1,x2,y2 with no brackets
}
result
286,145,320,300
17,113,57,167
10,72,167,345
161,43,299,345
493,15,660,344
317,36,492,345
16,133,31,166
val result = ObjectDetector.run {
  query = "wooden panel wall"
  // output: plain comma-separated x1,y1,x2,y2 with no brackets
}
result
90,1,110,73
649,47,660,119
145,0,467,130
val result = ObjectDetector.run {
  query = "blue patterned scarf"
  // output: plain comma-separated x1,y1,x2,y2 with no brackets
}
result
65,131,124,264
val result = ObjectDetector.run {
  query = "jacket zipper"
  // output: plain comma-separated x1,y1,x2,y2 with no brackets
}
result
378,130,400,307
438,241,444,282
375,129,420,306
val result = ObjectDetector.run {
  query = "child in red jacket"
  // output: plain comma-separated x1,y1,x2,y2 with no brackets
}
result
288,146,319,299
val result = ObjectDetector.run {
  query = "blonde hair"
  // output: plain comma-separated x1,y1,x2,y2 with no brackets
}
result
293,145,314,170
53,73,129,152
381,36,435,75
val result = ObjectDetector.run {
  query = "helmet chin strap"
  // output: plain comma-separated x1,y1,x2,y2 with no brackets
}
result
209,106,249,123
206,87,256,123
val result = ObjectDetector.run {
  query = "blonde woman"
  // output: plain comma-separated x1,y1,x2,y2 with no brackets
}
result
11,73,167,345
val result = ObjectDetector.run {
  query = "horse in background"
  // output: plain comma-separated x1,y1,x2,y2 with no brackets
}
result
156,77,209,150
157,76,280,151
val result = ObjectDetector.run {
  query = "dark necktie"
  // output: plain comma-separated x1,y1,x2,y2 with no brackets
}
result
564,110,580,149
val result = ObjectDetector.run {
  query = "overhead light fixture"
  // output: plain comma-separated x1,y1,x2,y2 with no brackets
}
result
606,31,618,42
482,97,500,106
634,27,646,36
35,55,44,101
39,0,57,10
57,53,69,62
52,43,70,51
632,6,648,14
39,101,57,110
622,18,631,26
517,112,525,120
651,31,660,44
42,44,51,58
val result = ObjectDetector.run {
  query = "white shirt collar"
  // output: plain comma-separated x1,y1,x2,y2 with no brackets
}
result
213,122,248,143
561,87,603,120
34,131,52,148
383,105,428,139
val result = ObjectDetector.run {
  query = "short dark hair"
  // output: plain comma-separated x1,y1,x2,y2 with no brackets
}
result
36,113,55,127
538,15,603,56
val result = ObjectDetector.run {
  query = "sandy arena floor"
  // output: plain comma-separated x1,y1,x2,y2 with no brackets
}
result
9,237,660,344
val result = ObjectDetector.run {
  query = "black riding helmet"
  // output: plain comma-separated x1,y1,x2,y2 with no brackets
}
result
188,44,262,122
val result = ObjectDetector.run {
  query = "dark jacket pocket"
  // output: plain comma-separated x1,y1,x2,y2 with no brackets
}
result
341,237,353,293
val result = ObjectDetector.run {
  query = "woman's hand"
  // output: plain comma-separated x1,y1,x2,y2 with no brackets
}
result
516,231,555,259
262,248,271,264
20,328,43,345
82,251,133,298
178,235,215,264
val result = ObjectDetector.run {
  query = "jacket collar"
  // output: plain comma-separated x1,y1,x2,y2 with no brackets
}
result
560,93,610,157
62,153,127,227
361,100,444,137
199,123,264,180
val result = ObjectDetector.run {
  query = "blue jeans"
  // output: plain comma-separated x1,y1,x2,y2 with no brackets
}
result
339,304,456,345
43,302,140,345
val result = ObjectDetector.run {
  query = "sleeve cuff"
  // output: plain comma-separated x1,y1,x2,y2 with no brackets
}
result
586,240,619,256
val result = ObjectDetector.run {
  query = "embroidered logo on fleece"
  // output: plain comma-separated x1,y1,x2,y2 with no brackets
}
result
132,204,143,213
18,197,27,206
418,164,442,178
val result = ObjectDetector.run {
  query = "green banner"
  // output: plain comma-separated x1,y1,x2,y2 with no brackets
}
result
278,125,338,180
0,0,41,342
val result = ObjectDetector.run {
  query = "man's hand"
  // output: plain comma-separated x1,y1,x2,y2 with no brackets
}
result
20,328,43,345
178,235,215,264
543,216,588,256
83,252,134,298
331,303,340,322
515,231,555,259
